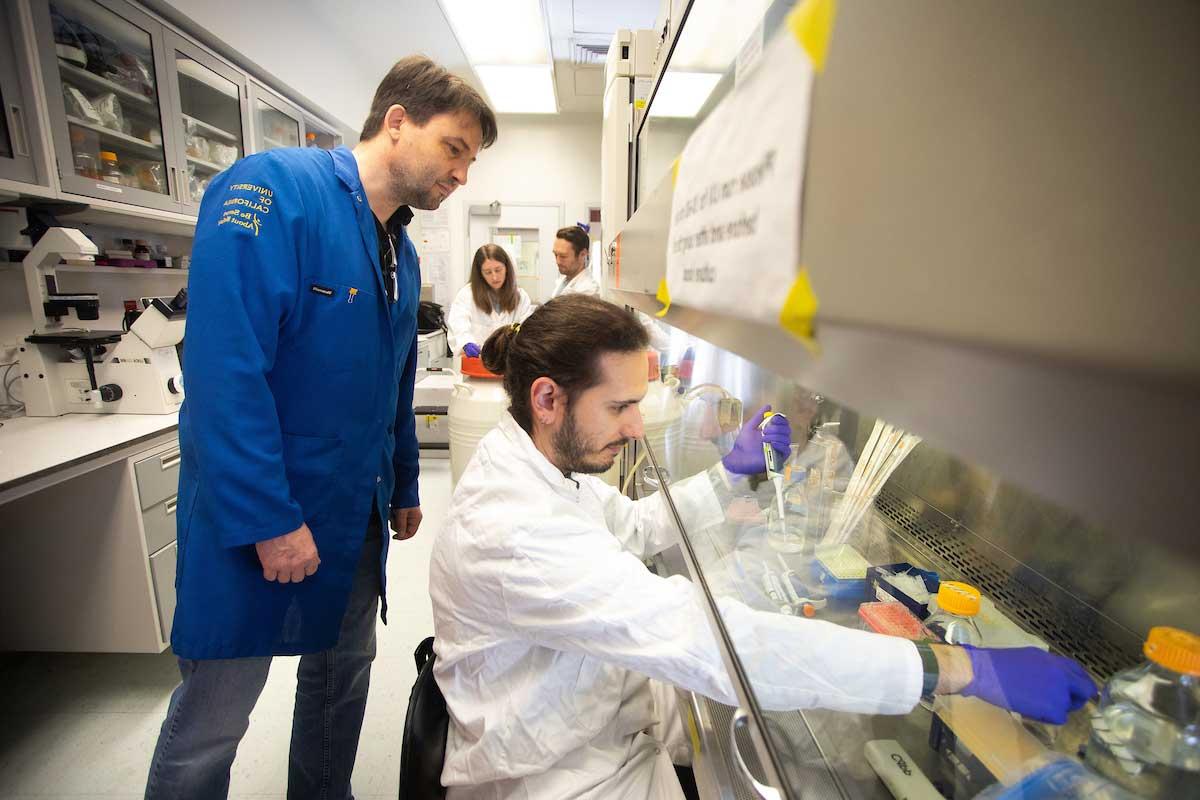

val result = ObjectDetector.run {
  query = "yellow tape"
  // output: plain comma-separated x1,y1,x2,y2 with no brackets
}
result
655,278,672,318
670,156,681,187
779,267,820,350
788,0,837,72
685,703,702,759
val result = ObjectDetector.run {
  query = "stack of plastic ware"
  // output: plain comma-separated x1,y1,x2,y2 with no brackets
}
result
824,419,922,545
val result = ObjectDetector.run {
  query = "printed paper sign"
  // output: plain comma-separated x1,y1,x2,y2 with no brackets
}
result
665,1,828,340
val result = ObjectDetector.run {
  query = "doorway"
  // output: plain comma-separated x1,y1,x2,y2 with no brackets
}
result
467,203,564,304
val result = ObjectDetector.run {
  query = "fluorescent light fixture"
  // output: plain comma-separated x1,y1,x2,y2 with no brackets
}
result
440,0,550,65
475,65,557,114
648,72,722,118
670,0,774,72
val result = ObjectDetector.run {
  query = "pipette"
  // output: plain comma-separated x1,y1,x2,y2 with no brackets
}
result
761,567,795,615
760,411,788,538
777,554,828,617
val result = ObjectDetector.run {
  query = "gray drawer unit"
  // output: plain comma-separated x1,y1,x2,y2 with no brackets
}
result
149,542,177,643
142,494,178,554
134,447,181,510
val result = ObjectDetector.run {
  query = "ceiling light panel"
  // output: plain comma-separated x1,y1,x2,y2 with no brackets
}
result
441,0,551,65
475,65,558,113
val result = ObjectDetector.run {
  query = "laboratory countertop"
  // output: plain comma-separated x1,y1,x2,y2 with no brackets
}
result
0,412,179,491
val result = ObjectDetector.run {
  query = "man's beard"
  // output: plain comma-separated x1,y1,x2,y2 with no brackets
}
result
553,406,627,475
389,160,444,211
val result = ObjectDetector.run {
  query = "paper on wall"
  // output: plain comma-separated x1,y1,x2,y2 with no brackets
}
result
419,207,450,228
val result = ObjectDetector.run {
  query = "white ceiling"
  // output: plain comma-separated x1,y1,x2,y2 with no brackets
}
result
162,0,661,130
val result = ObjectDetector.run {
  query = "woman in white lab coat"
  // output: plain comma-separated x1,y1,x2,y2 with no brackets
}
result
447,244,533,357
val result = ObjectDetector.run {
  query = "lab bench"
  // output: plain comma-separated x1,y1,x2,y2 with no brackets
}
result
0,411,180,653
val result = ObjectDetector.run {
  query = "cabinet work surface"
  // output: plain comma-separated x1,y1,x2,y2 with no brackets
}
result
0,412,179,495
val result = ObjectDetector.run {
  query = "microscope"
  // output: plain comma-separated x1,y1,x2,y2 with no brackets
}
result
17,227,185,416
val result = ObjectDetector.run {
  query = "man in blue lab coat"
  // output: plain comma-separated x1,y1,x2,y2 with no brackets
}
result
144,57,496,800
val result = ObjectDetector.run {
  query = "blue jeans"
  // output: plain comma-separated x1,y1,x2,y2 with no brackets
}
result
144,516,383,800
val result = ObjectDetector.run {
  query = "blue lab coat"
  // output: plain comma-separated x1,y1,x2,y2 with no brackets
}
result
171,146,420,658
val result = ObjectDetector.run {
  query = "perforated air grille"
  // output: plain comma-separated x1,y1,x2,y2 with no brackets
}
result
874,489,1141,679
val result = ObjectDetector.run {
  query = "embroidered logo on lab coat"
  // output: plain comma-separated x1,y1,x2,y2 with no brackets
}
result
218,183,274,236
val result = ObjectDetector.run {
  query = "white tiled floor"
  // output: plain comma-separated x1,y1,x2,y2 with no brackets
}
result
0,457,451,800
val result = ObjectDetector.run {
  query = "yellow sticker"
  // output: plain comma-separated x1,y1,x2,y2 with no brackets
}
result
655,278,672,318
670,156,681,188
788,0,837,72
779,267,820,350
634,99,647,110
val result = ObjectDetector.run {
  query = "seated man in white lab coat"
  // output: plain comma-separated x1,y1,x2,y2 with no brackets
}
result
430,294,1095,800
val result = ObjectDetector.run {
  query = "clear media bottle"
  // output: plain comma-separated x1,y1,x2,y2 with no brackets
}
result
1085,626,1200,798
924,581,982,646
99,150,122,184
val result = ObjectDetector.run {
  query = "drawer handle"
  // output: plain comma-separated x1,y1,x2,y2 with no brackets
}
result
159,451,181,470
165,496,178,515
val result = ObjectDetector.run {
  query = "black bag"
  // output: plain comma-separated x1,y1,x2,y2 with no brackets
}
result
417,301,445,335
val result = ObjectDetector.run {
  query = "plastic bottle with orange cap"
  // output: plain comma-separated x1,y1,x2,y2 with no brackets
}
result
1084,625,1200,797
925,581,984,646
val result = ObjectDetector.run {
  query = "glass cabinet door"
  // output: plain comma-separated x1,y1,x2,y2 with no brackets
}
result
0,4,43,185
250,83,301,152
303,116,341,150
164,32,247,210
34,0,180,211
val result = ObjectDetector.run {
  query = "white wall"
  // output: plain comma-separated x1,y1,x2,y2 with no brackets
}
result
412,114,603,305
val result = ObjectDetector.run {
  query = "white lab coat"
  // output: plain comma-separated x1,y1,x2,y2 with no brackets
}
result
551,268,601,298
447,285,533,355
430,413,922,800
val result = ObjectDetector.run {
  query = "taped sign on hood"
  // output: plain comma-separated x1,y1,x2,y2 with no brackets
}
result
664,0,829,341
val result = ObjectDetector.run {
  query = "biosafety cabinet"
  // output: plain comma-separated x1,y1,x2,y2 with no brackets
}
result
605,1,1200,798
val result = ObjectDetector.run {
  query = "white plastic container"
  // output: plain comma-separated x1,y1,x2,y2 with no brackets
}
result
448,357,508,488
639,352,683,477
1085,626,1200,798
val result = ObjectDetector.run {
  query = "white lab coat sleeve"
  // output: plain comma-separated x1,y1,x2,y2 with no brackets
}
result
500,525,923,715
447,286,475,354
593,468,726,559
515,288,534,322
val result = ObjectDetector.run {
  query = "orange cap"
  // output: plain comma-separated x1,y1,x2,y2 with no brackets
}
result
1144,626,1200,676
935,581,981,616
100,151,117,161
461,354,500,379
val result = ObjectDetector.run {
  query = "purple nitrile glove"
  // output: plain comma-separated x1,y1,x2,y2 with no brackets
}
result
961,645,1097,725
464,342,481,358
721,405,792,476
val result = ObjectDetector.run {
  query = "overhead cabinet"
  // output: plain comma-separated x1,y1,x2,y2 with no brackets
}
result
33,0,184,211
10,0,347,218
0,3,48,186
163,30,248,211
